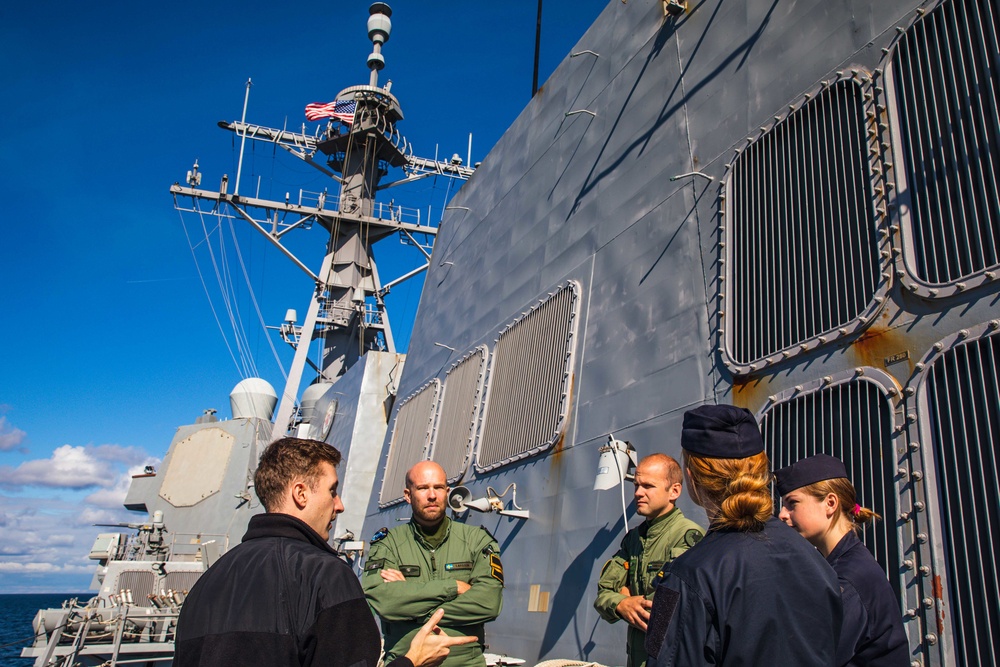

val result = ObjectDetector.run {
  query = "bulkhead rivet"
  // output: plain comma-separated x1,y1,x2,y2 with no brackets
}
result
958,329,969,338
912,471,923,481
909,441,920,451
933,342,944,351
925,634,937,645
903,559,914,569
922,597,933,607
914,501,924,511
897,467,908,477
915,362,925,371
905,386,915,396
989,319,1000,329
917,533,928,543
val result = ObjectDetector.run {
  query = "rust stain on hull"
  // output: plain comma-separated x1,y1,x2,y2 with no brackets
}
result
848,325,914,379
731,375,772,413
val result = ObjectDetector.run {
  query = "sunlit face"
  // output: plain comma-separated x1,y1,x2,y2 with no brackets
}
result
779,489,834,547
301,462,344,540
633,460,682,520
404,462,448,527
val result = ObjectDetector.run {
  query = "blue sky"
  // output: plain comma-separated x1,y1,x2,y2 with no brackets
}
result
0,0,608,593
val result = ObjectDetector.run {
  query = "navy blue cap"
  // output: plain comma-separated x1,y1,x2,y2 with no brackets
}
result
774,454,849,495
680,405,764,458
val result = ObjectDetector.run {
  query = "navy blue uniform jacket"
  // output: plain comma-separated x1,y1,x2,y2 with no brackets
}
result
828,531,908,666
175,513,412,667
645,517,843,667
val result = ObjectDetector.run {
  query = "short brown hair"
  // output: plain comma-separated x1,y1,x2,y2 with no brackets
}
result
254,437,342,512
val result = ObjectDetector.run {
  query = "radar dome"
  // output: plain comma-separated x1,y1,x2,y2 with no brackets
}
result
230,378,278,420
299,382,334,424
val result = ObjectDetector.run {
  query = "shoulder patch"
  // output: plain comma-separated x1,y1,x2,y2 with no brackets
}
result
364,558,385,572
600,559,614,577
683,529,703,548
370,526,389,544
489,553,504,584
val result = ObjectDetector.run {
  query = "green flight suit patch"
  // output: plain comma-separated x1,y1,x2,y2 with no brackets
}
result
399,565,421,577
445,561,473,571
365,558,385,572
489,554,504,584
683,529,703,548
646,560,665,572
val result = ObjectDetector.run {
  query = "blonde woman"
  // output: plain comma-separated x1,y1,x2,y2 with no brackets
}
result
645,405,843,667
776,454,908,667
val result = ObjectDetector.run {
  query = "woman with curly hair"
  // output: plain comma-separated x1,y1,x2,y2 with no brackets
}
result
645,405,843,667
775,454,908,666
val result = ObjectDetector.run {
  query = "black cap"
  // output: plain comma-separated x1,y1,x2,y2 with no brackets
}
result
774,454,849,495
681,405,764,458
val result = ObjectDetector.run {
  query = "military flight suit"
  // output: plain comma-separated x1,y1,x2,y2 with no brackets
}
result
363,518,503,667
594,508,704,667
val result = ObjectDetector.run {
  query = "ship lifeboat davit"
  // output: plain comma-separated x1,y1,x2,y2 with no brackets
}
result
230,378,278,420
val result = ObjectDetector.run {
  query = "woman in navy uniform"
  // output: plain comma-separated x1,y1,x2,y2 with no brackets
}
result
776,454,909,666
645,405,843,667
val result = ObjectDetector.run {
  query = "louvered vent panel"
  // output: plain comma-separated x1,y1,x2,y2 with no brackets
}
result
162,571,201,593
730,79,880,365
431,347,487,483
760,379,901,598
925,334,1000,666
116,571,156,604
379,380,440,506
477,283,579,471
892,0,1000,284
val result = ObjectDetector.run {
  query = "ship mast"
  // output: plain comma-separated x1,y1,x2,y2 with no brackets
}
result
170,2,474,439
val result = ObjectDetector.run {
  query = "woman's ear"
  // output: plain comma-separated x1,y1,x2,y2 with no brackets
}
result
824,492,839,518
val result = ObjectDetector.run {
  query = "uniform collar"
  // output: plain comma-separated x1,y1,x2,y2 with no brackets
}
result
241,512,336,554
409,516,451,549
641,507,680,537
826,529,862,565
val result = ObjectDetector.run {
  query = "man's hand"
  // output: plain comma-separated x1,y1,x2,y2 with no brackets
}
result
404,608,477,667
381,568,406,582
455,580,471,594
616,595,653,631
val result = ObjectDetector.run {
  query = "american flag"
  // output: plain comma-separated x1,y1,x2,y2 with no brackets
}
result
304,99,357,124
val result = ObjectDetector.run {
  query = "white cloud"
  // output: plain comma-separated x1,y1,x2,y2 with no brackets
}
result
0,445,110,489
0,444,158,593
0,416,27,451
85,463,160,509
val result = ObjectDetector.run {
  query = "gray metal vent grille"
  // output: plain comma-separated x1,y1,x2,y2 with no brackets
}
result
116,571,156,602
891,0,1000,287
759,376,901,597
379,380,440,507
476,282,580,472
924,333,1000,666
162,571,201,593
431,346,488,483
728,79,881,368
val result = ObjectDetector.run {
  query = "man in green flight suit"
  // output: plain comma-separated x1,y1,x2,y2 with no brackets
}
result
364,461,503,667
594,453,704,667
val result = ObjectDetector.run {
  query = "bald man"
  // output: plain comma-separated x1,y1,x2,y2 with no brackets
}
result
595,453,705,667
363,462,504,667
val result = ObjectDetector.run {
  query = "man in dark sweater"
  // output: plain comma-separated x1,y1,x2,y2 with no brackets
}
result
175,437,473,667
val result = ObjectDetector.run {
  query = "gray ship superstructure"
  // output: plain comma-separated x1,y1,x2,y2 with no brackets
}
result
361,1,999,666
22,0,1000,666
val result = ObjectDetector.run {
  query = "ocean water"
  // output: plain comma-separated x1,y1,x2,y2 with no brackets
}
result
0,594,88,665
